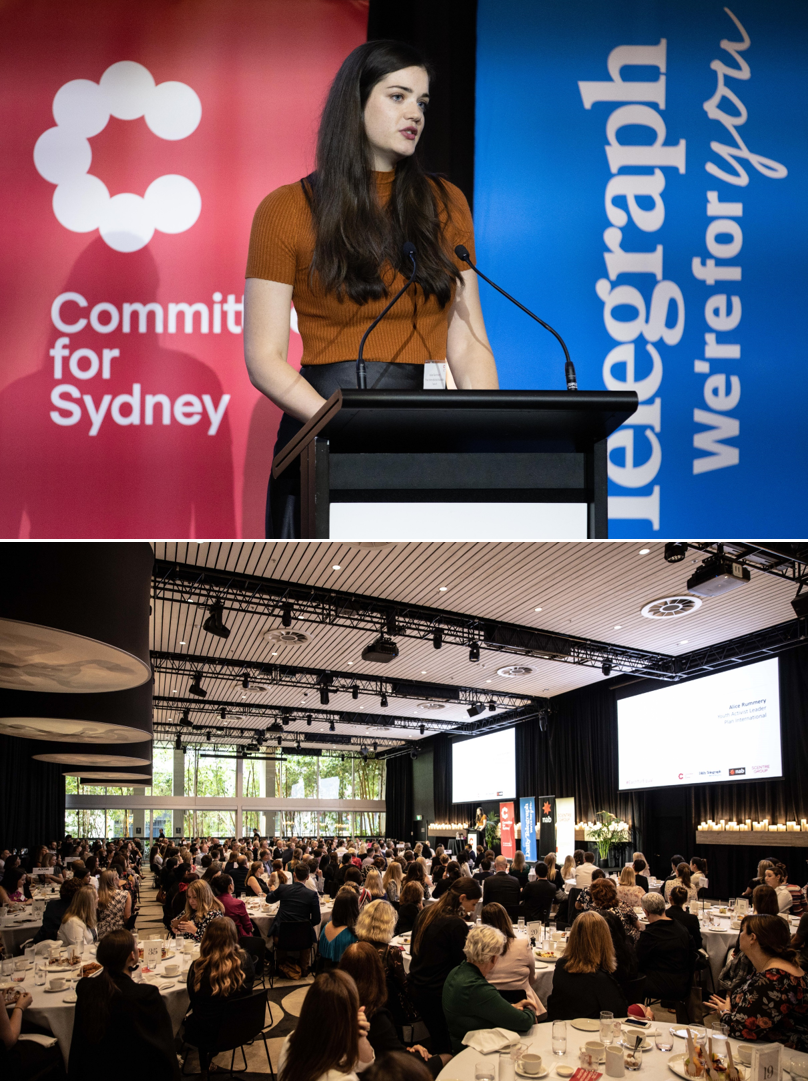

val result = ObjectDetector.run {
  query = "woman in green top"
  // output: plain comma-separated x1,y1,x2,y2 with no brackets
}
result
442,924,537,1055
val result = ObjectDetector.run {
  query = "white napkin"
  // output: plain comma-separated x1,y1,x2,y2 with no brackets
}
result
463,1028,522,1053
19,1033,59,1047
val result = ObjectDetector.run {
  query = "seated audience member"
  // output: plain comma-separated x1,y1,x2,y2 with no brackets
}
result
545,853,565,899
394,881,424,936
432,860,460,898
708,913,808,1051
521,861,557,924
245,860,269,896
319,887,360,968
576,867,606,911
510,851,530,890
473,858,493,883
59,884,98,945
689,857,708,892
1,985,63,1080
33,872,85,942
185,917,255,1062
560,855,575,882
340,943,447,1078
2,865,29,904
171,879,225,943
574,851,597,888
96,869,132,938
356,899,417,1032
359,868,386,908
443,924,537,1054
573,849,585,868
408,877,482,1055
278,970,374,1080
200,860,221,885
482,856,521,910
664,854,686,884
792,913,808,970
743,859,775,899
383,861,403,905
590,876,642,951
404,860,430,901
666,885,703,950
764,861,802,914
210,874,254,937
663,862,698,905
719,885,781,995
547,910,642,1021
267,862,322,976
228,854,249,895
585,882,639,1001
481,902,546,1012
632,859,650,893
636,892,693,1000
616,866,646,908
68,929,180,1080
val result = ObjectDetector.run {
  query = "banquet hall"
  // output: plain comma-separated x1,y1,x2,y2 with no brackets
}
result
1,540,807,1079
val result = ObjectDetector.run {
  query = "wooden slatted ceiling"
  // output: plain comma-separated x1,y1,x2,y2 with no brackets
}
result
151,542,797,744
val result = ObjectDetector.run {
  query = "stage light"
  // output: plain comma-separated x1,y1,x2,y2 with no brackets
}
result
281,604,293,628
467,702,485,718
488,700,497,712
602,661,613,677
319,686,330,706
202,601,231,639
296,739,301,749
277,736,282,746
206,731,211,742
380,692,388,708
220,707,227,720
282,716,289,726
242,676,251,690
340,754,345,762
419,724,425,735
180,709,192,728
189,672,207,698
469,641,480,662
372,742,378,752
664,542,688,563
175,735,182,750
351,685,359,700
410,750,419,760
433,629,443,649
306,716,312,726
329,720,336,732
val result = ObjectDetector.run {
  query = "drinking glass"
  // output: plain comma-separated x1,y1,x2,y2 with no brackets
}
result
600,1011,615,1044
34,960,47,986
548,921,556,937
728,898,736,912
655,1030,674,1052
1,959,13,976
552,1020,567,1056
499,1051,516,1081
24,946,35,964
517,917,526,931
475,1063,496,1081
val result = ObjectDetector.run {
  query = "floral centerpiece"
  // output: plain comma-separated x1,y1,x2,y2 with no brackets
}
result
583,811,631,862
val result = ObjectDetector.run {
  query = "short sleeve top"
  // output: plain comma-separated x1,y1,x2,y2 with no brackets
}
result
246,171,475,366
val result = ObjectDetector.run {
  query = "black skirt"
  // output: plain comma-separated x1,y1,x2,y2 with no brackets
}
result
266,360,425,538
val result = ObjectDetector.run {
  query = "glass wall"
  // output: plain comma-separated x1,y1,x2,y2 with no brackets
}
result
147,744,174,797
184,746,236,798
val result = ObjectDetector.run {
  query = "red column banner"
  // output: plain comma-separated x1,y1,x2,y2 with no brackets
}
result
0,0,367,538
499,801,515,859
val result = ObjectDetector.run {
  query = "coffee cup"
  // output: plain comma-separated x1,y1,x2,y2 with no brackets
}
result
164,963,180,976
586,1042,606,1062
517,1053,543,1075
183,940,195,954
737,1047,752,1066
49,977,67,991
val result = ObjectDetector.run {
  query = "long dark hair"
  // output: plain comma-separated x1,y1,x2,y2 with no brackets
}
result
744,913,797,963
309,39,462,306
412,876,480,955
81,929,135,1043
279,970,360,1081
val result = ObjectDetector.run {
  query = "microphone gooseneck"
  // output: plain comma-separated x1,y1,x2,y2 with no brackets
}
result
454,244,578,391
356,243,418,390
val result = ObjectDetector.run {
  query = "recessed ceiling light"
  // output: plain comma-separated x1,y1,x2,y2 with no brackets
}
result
486,679,492,683
179,641,186,645
332,564,341,570
639,548,651,555
421,670,427,675
271,651,278,656
614,625,622,630
360,706,364,710
438,586,447,591
534,607,542,612
679,639,689,644
347,661,353,665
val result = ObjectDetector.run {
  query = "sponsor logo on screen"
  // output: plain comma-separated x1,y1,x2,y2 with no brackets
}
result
698,769,721,776
728,767,746,776
751,765,769,774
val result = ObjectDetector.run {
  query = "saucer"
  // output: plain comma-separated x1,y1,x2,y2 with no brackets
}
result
44,985,70,993
516,1068,549,1079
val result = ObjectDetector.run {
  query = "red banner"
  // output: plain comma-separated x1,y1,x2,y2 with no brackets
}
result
0,0,367,538
499,801,515,859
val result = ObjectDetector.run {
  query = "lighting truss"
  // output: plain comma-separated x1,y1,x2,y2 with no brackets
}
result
153,560,676,679
684,543,808,587
151,652,537,711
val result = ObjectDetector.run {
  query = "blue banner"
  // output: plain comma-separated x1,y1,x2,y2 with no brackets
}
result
475,1,807,536
520,796,537,861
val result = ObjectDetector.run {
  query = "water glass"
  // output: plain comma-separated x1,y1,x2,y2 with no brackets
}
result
499,1051,516,1081
24,946,35,964
553,1020,568,1056
655,1030,674,1052
600,1011,615,1044
728,898,735,912
1,959,13,976
34,960,47,986
475,1063,496,1081
517,917,526,931
548,921,556,937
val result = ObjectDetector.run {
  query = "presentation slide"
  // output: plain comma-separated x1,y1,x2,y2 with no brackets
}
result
452,728,516,804
618,658,782,791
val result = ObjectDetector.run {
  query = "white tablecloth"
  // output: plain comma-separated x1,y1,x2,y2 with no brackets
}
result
245,900,334,941
21,947,195,1064
435,1017,808,1080
0,917,41,957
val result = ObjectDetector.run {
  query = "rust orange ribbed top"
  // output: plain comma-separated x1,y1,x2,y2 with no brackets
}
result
245,170,475,365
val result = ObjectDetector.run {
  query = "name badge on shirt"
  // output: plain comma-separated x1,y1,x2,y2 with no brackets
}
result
423,361,447,389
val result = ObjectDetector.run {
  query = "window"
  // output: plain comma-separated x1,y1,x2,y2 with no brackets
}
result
147,743,174,797
184,745,236,798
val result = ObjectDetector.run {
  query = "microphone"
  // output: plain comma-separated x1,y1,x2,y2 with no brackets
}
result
454,244,578,391
356,242,418,390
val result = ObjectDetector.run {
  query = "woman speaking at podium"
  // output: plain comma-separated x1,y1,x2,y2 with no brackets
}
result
244,39,499,538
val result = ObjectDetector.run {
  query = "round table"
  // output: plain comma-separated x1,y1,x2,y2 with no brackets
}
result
245,899,334,941
0,916,41,957
435,1017,806,1080
18,945,195,1064
698,914,740,987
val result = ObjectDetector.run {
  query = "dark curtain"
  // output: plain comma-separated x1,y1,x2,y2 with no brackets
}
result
432,733,475,825
367,0,478,207
0,734,66,851
385,752,414,841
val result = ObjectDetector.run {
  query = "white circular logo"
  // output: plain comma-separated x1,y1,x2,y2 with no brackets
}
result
34,61,202,253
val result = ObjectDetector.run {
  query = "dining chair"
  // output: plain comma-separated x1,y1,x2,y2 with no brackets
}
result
180,987,276,1079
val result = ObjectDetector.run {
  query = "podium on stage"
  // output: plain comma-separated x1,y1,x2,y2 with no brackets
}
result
272,389,637,539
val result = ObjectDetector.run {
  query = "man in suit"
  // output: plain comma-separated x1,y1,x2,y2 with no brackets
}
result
482,856,521,910
266,863,322,977
520,862,557,924
575,851,597,887
473,858,494,883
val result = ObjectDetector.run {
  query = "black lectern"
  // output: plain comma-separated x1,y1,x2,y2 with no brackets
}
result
272,390,637,539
